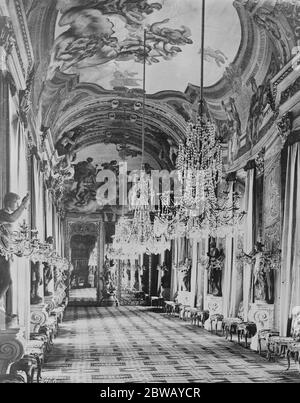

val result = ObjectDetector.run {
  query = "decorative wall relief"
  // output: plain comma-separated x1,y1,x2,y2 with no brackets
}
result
263,158,281,312
277,111,293,145
221,97,242,163
276,0,300,44
206,240,225,297
245,60,278,148
264,161,281,229
253,6,291,67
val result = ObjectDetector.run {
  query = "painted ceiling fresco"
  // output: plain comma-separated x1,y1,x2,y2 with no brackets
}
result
50,0,242,93
60,139,167,213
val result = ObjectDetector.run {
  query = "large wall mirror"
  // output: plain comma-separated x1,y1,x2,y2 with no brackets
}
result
66,221,104,306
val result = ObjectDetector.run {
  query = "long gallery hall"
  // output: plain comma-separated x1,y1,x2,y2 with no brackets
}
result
1,0,300,385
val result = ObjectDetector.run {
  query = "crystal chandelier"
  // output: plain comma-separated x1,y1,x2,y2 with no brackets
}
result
176,0,222,219
171,0,244,239
109,216,139,260
176,114,222,215
129,171,170,255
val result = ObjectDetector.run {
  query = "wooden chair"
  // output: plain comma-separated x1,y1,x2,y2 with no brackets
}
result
222,302,244,341
267,306,300,361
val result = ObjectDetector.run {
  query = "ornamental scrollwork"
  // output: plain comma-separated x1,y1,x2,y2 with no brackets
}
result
277,111,293,145
0,16,16,56
255,148,265,176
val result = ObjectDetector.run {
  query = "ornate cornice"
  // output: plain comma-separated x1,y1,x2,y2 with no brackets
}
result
280,76,300,106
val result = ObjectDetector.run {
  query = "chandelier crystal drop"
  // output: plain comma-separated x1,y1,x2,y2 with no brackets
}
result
129,170,170,255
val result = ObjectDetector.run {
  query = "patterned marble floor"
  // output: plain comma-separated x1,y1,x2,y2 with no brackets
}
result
42,306,300,383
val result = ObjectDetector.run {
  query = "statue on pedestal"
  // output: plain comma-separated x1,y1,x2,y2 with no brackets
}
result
101,260,118,306
43,236,54,297
0,193,30,299
206,241,225,297
30,261,43,305
241,242,274,303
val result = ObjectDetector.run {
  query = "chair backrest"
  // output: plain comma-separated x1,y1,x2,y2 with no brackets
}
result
291,306,300,341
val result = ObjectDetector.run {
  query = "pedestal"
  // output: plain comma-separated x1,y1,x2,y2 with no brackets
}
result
0,328,26,374
30,304,48,334
248,302,275,351
204,295,223,331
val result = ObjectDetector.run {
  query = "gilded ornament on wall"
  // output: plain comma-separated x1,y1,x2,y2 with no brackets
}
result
264,163,281,228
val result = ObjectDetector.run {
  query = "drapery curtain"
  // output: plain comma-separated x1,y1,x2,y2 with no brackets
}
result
280,142,300,336
223,236,233,317
190,239,198,307
222,182,234,318
195,238,208,309
229,232,243,316
243,169,255,320
32,157,45,236
170,239,177,298
8,95,30,337
170,237,185,297
45,190,53,239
